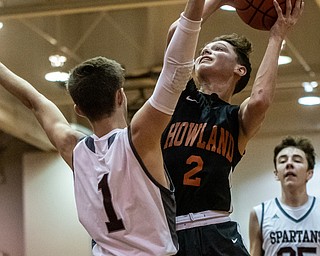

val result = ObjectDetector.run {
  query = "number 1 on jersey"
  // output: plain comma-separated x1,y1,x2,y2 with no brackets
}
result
98,173,125,233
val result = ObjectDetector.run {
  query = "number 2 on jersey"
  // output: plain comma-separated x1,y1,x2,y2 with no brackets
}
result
183,155,203,186
98,173,125,233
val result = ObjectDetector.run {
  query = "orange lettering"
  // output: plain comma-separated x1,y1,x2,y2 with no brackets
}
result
205,125,218,151
183,155,203,187
163,122,180,149
216,128,228,156
174,122,189,146
185,123,202,147
225,134,234,162
196,123,207,149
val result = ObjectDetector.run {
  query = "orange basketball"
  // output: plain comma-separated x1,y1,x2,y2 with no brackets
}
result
234,0,297,30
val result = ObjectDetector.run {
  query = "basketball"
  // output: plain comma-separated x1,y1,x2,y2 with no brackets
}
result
234,0,297,31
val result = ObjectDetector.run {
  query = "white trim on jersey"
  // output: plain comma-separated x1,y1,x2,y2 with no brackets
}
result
254,196,320,256
73,127,177,256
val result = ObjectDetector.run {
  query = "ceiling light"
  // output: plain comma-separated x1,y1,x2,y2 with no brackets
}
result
278,41,292,65
302,81,318,92
46,54,68,82
49,54,67,67
298,81,319,106
45,71,69,82
281,40,286,51
0,22,3,30
220,5,236,11
278,55,292,65
298,96,320,106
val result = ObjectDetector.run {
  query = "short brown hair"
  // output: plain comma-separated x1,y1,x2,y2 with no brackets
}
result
273,136,316,170
67,56,125,121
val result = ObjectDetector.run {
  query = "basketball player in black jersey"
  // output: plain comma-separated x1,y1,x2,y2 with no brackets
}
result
161,0,304,255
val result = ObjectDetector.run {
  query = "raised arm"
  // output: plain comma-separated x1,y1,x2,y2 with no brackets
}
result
132,0,204,135
0,62,83,167
166,0,233,46
238,0,304,153
130,0,204,186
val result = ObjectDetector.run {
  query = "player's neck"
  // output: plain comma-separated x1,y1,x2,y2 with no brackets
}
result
280,189,309,207
91,114,127,138
199,83,233,103
197,73,236,103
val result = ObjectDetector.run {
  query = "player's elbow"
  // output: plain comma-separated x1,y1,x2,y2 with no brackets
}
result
244,100,270,127
23,92,46,112
250,90,273,113
165,58,193,92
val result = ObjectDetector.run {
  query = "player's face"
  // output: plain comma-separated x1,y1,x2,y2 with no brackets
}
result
194,41,239,81
275,147,312,189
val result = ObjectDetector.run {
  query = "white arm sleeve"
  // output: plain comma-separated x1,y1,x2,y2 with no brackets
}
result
148,13,201,115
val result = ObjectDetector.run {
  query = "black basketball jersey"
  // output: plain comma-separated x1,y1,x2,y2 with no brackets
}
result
161,80,243,215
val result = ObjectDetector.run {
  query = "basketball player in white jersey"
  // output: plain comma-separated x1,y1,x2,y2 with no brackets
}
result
249,136,320,256
0,1,205,254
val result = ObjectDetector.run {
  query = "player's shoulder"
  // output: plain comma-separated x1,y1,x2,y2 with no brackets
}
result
57,126,87,165
253,198,275,214
313,196,320,206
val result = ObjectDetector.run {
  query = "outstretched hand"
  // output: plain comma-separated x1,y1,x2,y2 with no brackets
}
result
270,0,304,39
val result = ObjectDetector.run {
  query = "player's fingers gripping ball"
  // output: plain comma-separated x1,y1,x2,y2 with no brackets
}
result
232,0,297,30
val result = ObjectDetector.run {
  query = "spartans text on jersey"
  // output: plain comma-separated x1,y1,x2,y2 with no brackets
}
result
270,230,320,244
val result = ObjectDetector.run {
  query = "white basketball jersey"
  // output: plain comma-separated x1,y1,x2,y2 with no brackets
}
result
73,127,178,256
254,196,320,256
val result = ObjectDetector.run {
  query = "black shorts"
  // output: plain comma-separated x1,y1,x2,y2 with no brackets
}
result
175,221,250,256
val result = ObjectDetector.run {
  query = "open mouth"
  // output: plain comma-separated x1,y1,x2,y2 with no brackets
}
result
284,172,296,178
199,56,212,63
